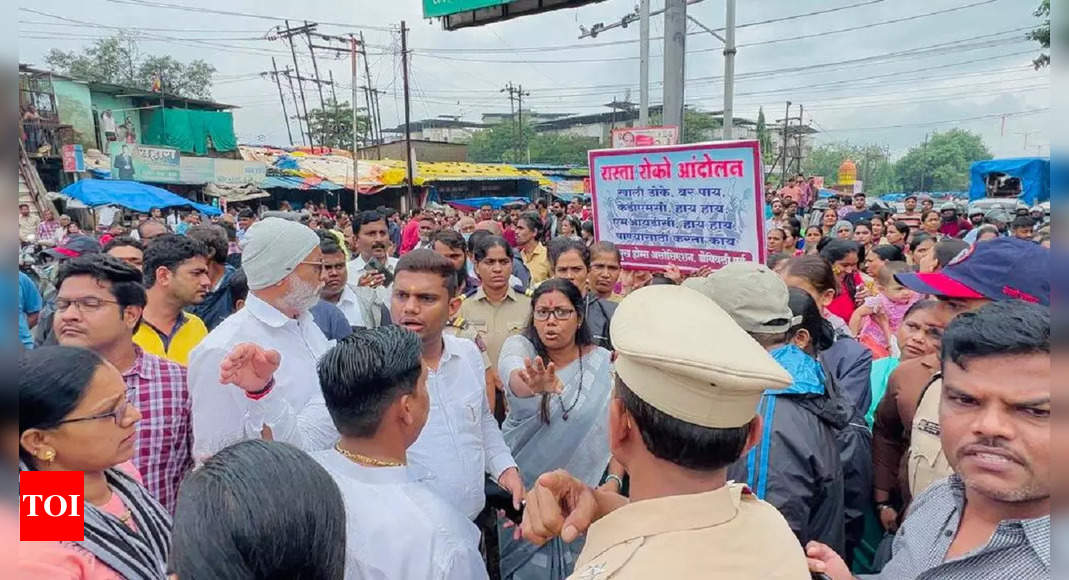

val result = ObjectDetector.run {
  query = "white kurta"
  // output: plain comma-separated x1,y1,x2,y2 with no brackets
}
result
187,294,337,462
312,450,488,580
407,335,517,519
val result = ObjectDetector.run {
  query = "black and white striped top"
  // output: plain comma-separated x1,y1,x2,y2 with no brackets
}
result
864,475,1049,580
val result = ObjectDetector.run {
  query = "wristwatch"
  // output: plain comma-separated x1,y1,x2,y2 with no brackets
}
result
875,502,895,512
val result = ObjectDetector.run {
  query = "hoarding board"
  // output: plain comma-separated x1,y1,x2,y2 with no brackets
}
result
610,126,679,149
589,140,765,272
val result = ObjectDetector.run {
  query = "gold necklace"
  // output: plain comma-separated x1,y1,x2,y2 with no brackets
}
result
334,443,404,467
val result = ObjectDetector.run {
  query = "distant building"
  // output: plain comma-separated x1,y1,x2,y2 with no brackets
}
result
532,104,758,145
383,118,489,143
358,139,468,163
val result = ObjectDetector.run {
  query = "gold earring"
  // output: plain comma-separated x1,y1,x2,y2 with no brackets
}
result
40,449,56,463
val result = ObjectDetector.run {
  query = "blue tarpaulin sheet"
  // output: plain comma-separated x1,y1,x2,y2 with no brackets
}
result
969,157,1050,205
60,179,221,216
443,196,529,210
261,176,345,190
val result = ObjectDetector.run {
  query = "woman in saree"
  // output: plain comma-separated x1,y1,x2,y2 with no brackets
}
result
496,277,616,580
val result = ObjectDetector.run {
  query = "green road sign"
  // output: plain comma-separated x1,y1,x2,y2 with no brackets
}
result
423,0,507,18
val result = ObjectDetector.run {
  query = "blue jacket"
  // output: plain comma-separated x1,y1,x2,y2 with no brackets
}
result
728,345,846,553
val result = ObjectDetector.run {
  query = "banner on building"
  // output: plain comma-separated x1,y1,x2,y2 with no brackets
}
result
109,142,180,182
61,144,85,173
610,126,679,149
589,140,765,272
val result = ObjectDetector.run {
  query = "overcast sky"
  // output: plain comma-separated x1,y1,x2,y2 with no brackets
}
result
18,0,1050,159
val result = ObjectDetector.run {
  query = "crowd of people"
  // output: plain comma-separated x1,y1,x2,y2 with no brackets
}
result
14,188,1050,580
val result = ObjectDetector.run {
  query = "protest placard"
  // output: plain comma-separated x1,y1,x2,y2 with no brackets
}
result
589,140,765,272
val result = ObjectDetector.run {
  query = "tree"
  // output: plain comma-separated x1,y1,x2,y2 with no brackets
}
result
755,107,774,165
45,33,216,99
1027,0,1049,69
467,119,596,165
893,129,991,193
306,100,371,150
138,56,216,100
803,141,896,195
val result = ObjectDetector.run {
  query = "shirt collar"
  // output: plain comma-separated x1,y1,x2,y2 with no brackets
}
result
947,474,1051,568
473,286,518,303
245,293,299,328
123,345,153,381
581,484,745,563
329,451,411,485
338,285,359,306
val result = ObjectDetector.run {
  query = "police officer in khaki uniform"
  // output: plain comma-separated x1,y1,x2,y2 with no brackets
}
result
518,285,811,579
459,234,533,421
893,237,1050,498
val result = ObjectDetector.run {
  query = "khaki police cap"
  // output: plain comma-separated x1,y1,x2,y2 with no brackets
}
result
682,262,798,334
610,285,792,429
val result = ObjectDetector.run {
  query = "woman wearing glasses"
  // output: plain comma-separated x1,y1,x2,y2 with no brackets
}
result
496,278,616,580
18,345,171,579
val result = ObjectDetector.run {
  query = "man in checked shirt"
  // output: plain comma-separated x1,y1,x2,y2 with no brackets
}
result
53,254,192,513
807,301,1050,580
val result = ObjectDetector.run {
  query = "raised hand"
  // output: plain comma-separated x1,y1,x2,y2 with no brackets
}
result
663,263,684,285
219,343,281,393
517,356,562,394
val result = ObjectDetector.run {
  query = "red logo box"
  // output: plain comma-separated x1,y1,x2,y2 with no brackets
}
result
20,471,84,541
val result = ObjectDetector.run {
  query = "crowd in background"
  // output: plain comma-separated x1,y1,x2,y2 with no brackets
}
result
13,183,1050,580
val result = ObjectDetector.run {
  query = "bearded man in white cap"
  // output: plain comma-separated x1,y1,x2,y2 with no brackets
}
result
188,217,335,462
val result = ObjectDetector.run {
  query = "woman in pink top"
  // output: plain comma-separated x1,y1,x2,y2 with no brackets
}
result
18,346,171,579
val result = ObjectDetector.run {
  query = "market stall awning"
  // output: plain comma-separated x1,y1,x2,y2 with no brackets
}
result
261,175,345,190
60,179,221,215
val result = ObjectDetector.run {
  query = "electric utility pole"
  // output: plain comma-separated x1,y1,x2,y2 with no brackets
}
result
663,0,687,131
639,0,650,126
401,20,414,204
268,57,294,146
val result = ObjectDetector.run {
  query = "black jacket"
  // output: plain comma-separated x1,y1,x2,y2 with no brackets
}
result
727,346,846,553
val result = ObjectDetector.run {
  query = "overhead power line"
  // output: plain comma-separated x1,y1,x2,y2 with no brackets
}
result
100,0,397,32
819,108,1049,132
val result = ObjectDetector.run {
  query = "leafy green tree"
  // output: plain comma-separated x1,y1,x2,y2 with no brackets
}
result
306,100,371,150
1027,0,1049,69
138,56,216,101
893,129,992,192
45,33,216,99
467,120,596,165
803,141,895,194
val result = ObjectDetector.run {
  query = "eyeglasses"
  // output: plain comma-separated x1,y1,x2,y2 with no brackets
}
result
299,260,327,274
56,388,136,426
55,297,119,313
534,308,577,321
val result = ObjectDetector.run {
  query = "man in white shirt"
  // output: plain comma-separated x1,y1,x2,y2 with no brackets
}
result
312,326,488,580
347,210,399,305
392,249,523,520
320,235,370,328
187,217,336,462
